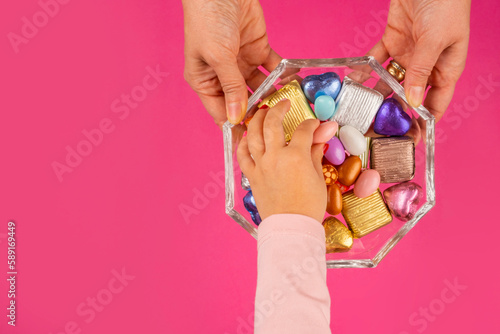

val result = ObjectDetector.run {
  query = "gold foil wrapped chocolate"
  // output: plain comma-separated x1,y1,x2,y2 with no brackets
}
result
342,189,393,238
323,217,353,253
258,80,316,142
370,136,415,183
333,77,384,134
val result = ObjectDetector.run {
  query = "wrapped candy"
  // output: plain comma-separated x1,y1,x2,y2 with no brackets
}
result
323,217,353,253
333,77,383,134
322,164,338,185
258,80,316,142
342,190,393,238
383,182,423,221
370,136,415,183
243,191,261,226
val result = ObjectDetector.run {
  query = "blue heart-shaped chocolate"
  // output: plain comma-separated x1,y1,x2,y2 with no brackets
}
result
301,72,342,103
373,98,412,136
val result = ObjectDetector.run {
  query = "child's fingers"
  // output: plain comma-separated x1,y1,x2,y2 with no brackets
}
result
311,143,325,177
263,100,289,151
246,107,268,161
237,136,255,177
288,119,321,152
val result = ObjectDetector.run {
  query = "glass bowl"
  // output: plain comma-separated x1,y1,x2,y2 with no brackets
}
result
223,56,435,268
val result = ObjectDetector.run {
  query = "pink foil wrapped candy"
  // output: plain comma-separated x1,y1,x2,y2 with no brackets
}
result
383,182,423,222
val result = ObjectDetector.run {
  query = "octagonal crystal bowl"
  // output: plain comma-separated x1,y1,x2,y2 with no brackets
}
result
223,56,435,268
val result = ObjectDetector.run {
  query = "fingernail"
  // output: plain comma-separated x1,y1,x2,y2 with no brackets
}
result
227,102,243,124
323,143,329,155
243,131,247,138
407,86,424,108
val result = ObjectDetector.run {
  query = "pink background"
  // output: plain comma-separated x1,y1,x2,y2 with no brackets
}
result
1,0,499,333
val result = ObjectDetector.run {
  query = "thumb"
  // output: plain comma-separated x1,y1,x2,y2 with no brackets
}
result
404,39,442,108
212,58,248,124
311,143,325,177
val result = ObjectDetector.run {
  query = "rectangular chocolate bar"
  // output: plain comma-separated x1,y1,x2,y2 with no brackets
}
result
332,76,383,134
342,189,393,238
258,80,316,142
370,136,415,183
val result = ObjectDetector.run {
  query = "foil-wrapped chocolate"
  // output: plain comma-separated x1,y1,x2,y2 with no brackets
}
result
342,189,393,238
383,182,423,222
258,80,316,142
370,136,415,183
243,190,261,225
322,164,338,185
241,173,251,191
332,77,383,134
323,216,353,253
358,136,372,169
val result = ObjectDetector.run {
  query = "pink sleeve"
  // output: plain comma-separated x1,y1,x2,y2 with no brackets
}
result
254,214,331,334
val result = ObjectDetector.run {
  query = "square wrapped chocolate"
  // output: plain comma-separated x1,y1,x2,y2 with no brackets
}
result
370,136,415,183
342,189,393,238
332,77,383,134
258,80,316,142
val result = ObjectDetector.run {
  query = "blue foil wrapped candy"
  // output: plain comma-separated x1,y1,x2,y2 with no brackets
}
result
243,191,261,226
301,72,342,103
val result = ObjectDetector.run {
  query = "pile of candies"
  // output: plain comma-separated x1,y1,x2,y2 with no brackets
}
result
242,71,424,253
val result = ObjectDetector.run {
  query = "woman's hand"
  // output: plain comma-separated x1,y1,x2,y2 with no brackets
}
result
182,0,281,127
368,0,470,122
237,101,327,223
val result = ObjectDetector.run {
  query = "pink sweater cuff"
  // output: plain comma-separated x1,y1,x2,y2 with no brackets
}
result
258,214,326,249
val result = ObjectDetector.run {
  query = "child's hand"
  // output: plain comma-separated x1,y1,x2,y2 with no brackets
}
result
237,100,326,223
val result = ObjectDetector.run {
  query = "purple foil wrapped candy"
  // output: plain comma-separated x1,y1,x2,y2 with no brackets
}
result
243,190,261,226
374,98,412,136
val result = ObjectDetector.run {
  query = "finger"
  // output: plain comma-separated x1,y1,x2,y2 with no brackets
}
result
237,136,255,177
288,118,321,152
276,74,304,86
246,67,270,92
211,57,248,125
311,143,325,177
349,39,390,83
405,39,443,108
197,93,227,129
247,106,268,160
422,83,456,122
367,39,390,65
312,121,338,144
262,48,282,73
246,69,278,99
262,100,290,151
406,114,422,145
231,123,247,154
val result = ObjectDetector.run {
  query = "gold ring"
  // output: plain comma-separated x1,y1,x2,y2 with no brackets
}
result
386,60,406,82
